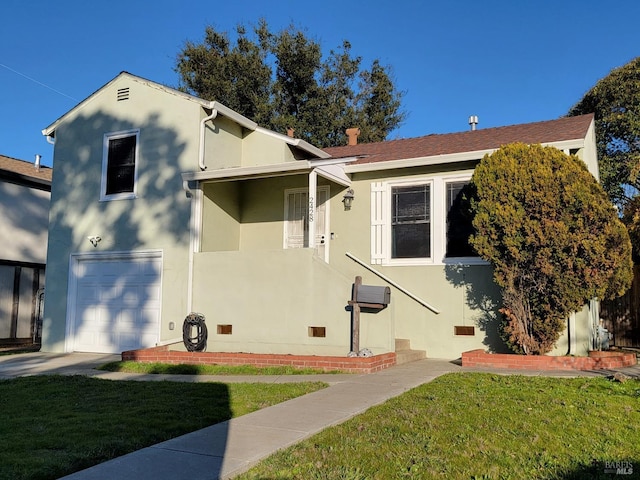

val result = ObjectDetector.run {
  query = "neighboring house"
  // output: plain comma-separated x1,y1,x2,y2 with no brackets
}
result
0,154,51,345
40,71,599,358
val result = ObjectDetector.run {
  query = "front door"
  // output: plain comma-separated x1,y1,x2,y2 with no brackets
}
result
284,187,329,261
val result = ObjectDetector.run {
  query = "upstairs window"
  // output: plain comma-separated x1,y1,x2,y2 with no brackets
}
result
391,184,431,259
101,130,139,200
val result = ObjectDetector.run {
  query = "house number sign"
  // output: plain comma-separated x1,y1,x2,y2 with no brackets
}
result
308,197,315,222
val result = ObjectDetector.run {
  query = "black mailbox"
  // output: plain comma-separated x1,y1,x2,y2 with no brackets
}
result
356,285,391,305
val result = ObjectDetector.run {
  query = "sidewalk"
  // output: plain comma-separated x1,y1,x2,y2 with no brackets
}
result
64,358,461,480
1,352,638,479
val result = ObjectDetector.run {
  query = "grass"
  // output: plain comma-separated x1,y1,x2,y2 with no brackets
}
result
0,375,326,480
237,373,640,480
99,360,344,375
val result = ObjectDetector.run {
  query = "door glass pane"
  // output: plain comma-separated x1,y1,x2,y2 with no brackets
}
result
286,191,307,248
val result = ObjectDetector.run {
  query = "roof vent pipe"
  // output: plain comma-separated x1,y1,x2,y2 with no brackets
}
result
34,154,41,171
468,115,479,131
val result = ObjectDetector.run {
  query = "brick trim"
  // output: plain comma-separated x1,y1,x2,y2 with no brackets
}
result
122,346,397,374
461,349,637,371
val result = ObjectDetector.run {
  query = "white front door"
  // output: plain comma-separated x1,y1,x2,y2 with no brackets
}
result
284,187,329,261
68,252,162,353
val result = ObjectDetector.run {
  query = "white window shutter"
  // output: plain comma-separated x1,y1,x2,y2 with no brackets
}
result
370,182,386,264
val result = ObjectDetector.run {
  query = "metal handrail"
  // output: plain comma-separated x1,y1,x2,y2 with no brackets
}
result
345,252,440,314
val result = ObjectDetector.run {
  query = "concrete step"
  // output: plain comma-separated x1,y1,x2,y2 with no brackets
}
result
394,338,426,365
396,349,427,365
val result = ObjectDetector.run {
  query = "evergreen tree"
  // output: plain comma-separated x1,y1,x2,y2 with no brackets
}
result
175,20,405,148
470,143,632,354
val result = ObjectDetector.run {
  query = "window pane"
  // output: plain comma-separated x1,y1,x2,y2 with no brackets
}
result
392,185,429,223
446,181,476,257
106,135,136,195
391,184,430,259
392,223,430,258
106,165,135,194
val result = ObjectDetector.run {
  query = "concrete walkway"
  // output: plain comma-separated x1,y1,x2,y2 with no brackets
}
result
0,352,638,480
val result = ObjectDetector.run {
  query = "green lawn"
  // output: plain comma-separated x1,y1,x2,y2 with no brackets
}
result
237,373,640,480
0,375,326,480
99,360,344,375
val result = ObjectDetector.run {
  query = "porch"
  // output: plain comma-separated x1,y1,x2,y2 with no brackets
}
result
188,248,395,357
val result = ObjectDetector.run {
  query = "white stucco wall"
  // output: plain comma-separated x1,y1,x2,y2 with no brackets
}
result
0,181,49,264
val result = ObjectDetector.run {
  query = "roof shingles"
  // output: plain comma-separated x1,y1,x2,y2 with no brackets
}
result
323,114,594,164
0,155,52,183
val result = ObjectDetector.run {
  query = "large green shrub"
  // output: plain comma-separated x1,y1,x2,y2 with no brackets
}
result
470,143,633,354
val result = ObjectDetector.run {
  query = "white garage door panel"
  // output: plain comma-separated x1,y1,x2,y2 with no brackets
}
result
71,254,162,354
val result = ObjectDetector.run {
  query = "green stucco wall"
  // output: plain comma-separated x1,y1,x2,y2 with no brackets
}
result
42,76,209,351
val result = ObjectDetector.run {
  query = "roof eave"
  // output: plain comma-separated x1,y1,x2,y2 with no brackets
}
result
344,137,589,173
41,72,256,137
209,102,257,131
0,170,52,189
256,127,331,159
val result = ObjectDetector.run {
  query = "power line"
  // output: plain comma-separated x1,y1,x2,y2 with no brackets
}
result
0,63,78,102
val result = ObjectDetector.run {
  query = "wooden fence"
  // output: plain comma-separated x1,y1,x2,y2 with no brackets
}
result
600,265,640,348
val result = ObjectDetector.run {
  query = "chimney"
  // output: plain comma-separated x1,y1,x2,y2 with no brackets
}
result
468,115,479,131
34,154,41,171
287,127,295,138
346,127,360,146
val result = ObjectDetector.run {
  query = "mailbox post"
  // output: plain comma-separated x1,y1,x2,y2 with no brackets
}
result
348,276,390,353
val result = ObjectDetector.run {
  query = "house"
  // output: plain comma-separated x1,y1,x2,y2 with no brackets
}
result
0,154,51,346
40,71,599,359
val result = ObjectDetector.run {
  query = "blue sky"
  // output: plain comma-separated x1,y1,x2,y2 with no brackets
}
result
1,0,639,167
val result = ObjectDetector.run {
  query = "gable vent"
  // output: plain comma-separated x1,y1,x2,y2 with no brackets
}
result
117,87,130,101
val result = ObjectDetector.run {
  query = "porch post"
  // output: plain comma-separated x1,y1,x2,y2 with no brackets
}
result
308,170,317,249
186,180,202,314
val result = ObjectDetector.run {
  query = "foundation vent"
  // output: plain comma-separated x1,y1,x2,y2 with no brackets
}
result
217,324,233,335
308,326,326,338
455,326,475,336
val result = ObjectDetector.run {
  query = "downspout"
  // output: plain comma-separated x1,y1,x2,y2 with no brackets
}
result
199,108,218,171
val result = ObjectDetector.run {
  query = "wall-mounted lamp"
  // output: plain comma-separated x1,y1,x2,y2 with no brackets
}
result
342,189,355,210
88,235,102,247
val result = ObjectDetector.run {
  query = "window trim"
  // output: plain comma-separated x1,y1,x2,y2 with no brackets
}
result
373,172,487,266
100,129,140,201
384,178,434,266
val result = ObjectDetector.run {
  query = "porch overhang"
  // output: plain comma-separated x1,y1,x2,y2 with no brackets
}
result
181,157,356,187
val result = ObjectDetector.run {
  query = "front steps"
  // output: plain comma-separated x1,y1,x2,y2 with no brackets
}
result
395,338,426,365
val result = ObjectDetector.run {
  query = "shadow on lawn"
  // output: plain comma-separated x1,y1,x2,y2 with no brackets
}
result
553,459,638,479
0,375,232,480
146,363,202,375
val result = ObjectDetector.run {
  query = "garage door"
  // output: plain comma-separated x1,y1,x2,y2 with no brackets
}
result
70,252,162,353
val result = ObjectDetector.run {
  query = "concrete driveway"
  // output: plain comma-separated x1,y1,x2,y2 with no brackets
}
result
0,352,120,379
